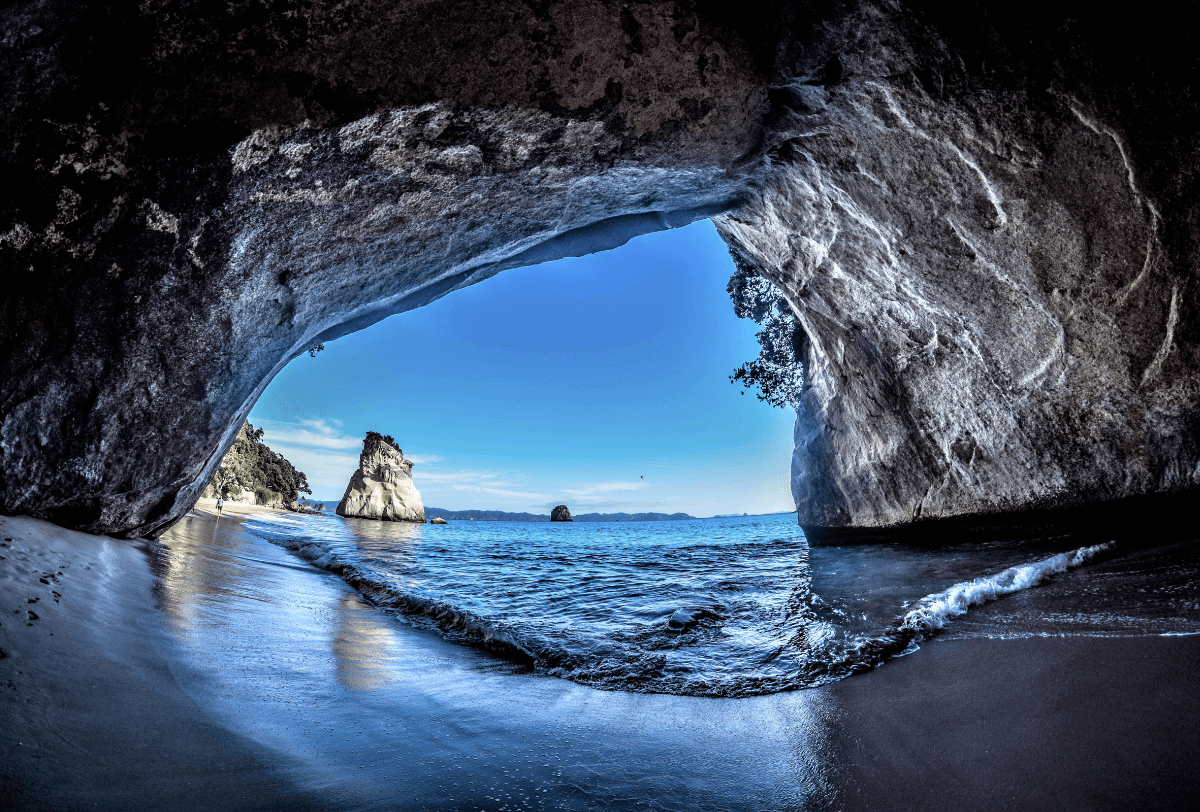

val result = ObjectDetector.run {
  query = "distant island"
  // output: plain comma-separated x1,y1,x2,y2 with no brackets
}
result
423,508,696,522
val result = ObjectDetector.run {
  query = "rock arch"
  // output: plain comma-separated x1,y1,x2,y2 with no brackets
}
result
2,0,1197,539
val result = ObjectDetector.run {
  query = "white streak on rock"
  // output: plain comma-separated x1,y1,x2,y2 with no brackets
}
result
1141,284,1179,387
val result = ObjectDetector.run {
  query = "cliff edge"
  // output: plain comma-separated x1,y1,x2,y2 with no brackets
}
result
336,433,425,523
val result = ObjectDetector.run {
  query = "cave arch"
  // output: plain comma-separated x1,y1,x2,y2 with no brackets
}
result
2,0,1197,538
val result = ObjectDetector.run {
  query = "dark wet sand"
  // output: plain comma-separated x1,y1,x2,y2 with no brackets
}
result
832,635,1200,811
3,509,1198,811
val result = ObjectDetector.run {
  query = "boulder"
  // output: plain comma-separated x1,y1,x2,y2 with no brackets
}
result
336,434,425,523
429,517,448,525
550,505,573,522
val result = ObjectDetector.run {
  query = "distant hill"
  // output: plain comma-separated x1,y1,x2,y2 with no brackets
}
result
572,512,696,522
423,508,696,522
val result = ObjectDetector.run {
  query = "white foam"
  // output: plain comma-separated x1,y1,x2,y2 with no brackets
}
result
898,542,1115,637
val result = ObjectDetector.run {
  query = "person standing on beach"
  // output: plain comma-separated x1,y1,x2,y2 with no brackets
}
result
216,495,224,517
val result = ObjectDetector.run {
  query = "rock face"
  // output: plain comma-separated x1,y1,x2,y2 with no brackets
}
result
336,434,425,523
550,505,573,522
715,4,1200,539
0,1,1197,540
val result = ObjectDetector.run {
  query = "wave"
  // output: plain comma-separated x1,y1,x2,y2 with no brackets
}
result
810,542,1118,681
264,527,1115,697
273,538,559,663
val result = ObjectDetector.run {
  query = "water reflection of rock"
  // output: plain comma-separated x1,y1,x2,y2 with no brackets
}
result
332,592,396,691
148,513,262,631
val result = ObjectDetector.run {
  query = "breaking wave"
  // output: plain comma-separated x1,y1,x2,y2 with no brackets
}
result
257,515,1122,697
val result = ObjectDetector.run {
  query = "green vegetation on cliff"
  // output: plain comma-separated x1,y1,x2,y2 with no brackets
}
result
365,430,402,454
727,252,805,409
201,423,311,507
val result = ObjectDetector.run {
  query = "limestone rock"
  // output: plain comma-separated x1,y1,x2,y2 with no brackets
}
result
715,4,1200,539
429,517,448,525
550,505,573,522
0,1,1196,540
336,434,425,523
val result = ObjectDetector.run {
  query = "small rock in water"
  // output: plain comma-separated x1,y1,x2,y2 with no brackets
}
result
551,505,573,522
429,517,448,524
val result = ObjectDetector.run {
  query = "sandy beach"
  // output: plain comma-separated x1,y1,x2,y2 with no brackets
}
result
3,508,1198,811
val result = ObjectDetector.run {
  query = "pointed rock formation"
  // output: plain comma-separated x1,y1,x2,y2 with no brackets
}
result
336,433,425,523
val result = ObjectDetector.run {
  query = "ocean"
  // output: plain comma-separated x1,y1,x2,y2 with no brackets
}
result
237,511,1200,697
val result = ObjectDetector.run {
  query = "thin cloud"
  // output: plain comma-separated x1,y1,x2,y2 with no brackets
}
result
413,468,551,503
412,471,660,513
540,499,672,512
562,481,646,497
262,443,359,498
255,417,362,450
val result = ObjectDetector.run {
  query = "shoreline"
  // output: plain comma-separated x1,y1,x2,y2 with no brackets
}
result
3,510,1199,810
193,497,307,519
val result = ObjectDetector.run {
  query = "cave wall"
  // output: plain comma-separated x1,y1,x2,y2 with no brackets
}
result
1,0,1197,539
716,2,1200,535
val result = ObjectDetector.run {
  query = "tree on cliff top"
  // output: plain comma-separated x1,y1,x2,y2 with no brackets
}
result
364,431,402,455
727,252,805,409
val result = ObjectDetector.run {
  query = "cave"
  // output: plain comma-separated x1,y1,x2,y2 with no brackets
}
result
2,0,1197,541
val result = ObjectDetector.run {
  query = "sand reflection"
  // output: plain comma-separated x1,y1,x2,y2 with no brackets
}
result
331,591,397,691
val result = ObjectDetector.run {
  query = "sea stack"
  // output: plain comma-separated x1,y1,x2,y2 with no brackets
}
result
336,432,425,522
551,505,573,522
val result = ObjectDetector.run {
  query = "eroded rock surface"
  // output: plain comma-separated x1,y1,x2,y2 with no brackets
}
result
1,1,1197,539
716,3,1200,537
551,505,573,522
337,434,425,523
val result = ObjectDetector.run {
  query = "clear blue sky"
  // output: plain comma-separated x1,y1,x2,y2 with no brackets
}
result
249,219,797,517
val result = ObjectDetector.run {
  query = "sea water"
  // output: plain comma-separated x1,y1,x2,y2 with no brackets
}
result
239,511,1200,697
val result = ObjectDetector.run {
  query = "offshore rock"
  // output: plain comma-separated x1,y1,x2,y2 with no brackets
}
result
550,505,573,522
336,434,425,523
0,1,1197,540
429,517,448,525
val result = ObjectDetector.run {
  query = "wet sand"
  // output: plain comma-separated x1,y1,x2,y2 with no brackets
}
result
833,635,1200,810
0,513,321,812
3,509,1198,810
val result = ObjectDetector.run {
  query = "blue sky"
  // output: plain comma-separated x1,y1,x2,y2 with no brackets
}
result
249,219,797,517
